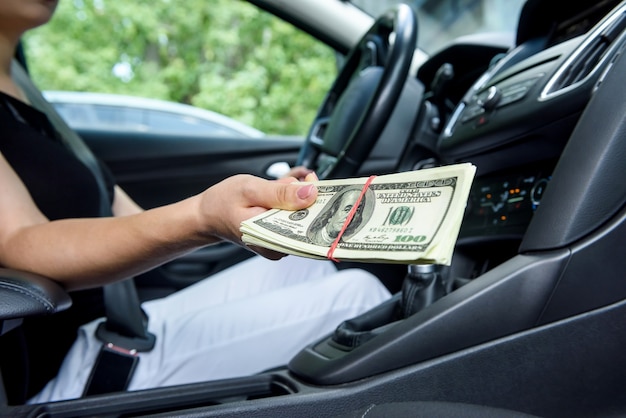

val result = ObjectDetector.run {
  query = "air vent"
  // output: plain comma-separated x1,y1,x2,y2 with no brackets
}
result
550,37,609,90
542,6,626,98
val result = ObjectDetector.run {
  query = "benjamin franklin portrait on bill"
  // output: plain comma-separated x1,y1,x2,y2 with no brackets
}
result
307,186,375,246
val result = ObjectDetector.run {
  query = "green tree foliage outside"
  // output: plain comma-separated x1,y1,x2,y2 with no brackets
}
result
24,0,337,135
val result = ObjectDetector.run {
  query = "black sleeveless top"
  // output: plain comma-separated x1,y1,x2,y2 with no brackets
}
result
0,91,114,218
0,91,115,402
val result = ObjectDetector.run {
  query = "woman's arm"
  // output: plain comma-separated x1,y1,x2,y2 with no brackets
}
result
0,153,317,290
111,167,318,217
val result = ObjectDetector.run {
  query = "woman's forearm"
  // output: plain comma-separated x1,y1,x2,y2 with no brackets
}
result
0,174,318,290
1,195,212,290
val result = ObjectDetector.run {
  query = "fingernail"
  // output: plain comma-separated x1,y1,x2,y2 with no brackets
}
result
297,184,315,199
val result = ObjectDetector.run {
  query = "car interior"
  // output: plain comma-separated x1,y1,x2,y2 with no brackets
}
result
2,0,626,416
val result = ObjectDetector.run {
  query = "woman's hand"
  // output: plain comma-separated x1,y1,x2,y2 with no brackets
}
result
197,174,318,259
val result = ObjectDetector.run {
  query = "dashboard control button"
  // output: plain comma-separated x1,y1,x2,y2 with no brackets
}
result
531,178,550,206
478,86,501,110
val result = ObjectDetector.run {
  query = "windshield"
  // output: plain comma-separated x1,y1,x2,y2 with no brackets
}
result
349,0,526,54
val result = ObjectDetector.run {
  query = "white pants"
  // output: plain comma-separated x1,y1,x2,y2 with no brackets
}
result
30,256,391,403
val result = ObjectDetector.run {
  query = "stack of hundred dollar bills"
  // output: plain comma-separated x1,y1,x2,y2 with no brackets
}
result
241,163,476,265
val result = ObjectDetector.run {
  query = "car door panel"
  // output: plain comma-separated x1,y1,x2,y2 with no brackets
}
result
79,129,303,206
77,128,304,296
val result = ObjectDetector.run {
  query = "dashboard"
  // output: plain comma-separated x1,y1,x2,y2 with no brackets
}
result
426,0,626,245
460,163,553,239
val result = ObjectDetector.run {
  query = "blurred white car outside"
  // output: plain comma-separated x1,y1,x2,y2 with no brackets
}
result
43,91,265,138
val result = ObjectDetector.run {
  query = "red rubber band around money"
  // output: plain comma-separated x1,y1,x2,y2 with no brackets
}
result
326,175,377,262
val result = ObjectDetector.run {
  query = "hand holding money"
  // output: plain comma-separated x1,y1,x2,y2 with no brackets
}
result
241,163,476,265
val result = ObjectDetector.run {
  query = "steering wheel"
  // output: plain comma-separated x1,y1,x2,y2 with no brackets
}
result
296,4,418,180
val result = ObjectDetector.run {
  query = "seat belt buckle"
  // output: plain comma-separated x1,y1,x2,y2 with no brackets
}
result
83,342,140,397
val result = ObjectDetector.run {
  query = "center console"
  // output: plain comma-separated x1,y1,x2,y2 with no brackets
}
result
460,162,554,239
288,0,626,390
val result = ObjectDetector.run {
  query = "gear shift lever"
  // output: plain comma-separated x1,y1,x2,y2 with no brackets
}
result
331,264,448,349
400,264,446,318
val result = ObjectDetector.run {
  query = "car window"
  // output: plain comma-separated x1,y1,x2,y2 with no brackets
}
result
23,0,337,137
349,0,526,54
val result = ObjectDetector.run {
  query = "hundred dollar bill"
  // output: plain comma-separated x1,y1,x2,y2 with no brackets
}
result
240,163,476,264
